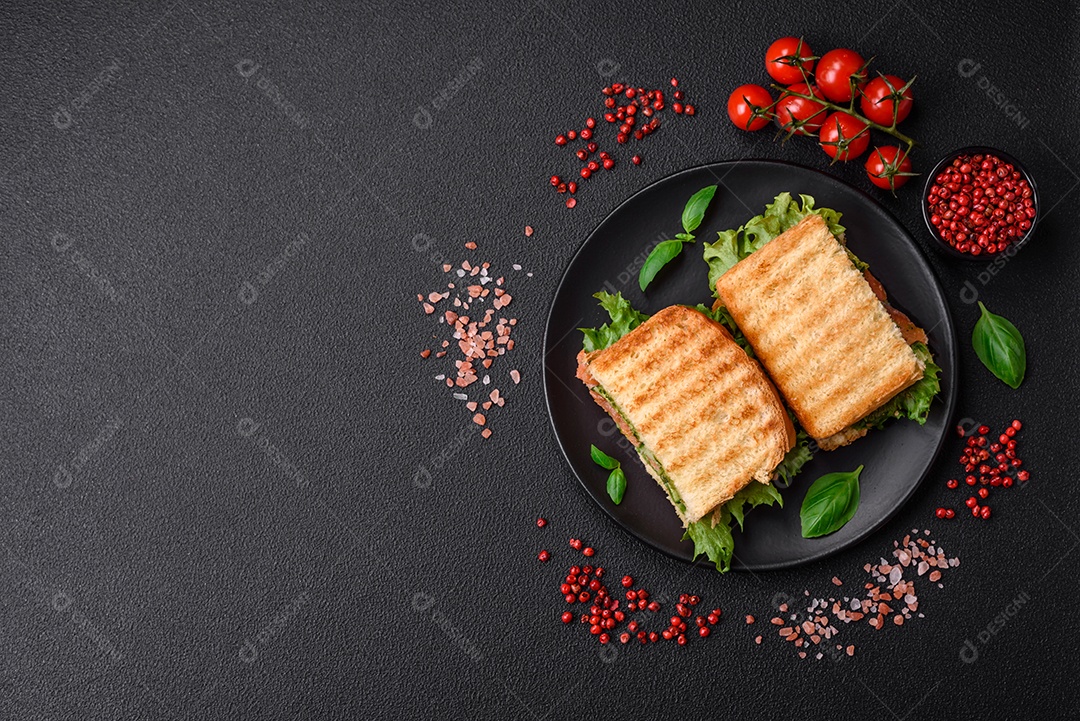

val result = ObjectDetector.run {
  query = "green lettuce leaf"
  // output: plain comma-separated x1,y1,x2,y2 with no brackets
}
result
579,291,649,352
703,192,847,296
725,480,784,531
683,510,736,573
773,428,814,488
683,480,786,573
854,342,942,429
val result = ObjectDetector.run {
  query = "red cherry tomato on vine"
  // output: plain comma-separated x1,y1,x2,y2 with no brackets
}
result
819,112,870,161
765,37,815,85
865,146,914,190
727,84,773,131
774,83,827,136
860,75,914,126
816,48,867,103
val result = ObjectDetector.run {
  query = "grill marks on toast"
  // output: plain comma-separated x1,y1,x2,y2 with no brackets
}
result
585,306,793,523
715,215,924,441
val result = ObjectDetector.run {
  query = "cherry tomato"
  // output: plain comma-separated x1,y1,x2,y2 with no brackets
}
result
865,146,914,190
816,48,867,103
765,37,815,85
774,83,827,136
727,84,773,131
819,112,869,161
860,75,913,126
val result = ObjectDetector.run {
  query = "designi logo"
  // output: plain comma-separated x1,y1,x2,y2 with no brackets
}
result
52,107,73,130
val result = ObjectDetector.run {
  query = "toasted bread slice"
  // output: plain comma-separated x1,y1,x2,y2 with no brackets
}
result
715,215,924,442
577,305,794,524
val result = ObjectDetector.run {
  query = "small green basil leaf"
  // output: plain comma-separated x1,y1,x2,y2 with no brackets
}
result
800,465,863,538
590,444,621,470
972,302,1026,389
638,239,686,291
681,184,718,233
607,467,627,504
675,232,695,242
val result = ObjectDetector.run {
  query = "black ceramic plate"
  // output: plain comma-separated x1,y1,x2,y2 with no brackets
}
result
543,161,958,571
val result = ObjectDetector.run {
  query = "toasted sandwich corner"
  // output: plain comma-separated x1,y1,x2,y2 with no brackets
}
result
577,305,794,524
715,214,925,445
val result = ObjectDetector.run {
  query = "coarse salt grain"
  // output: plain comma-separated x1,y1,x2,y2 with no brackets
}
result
418,250,527,439
758,530,959,660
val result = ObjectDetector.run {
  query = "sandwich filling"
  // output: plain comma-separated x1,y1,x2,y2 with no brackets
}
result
586,382,688,515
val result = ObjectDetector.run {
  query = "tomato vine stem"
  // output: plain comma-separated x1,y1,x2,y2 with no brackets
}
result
766,83,919,151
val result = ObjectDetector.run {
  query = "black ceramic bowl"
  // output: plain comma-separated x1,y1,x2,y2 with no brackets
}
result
920,145,1039,262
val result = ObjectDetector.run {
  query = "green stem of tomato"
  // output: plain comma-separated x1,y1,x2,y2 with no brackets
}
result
767,83,919,151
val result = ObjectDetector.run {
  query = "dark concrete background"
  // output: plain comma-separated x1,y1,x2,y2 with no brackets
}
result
3,0,1078,718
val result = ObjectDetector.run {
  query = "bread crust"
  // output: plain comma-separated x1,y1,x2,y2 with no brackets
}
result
577,305,794,524
715,215,924,442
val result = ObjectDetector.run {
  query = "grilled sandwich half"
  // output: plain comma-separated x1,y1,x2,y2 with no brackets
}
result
576,305,795,525
715,214,925,450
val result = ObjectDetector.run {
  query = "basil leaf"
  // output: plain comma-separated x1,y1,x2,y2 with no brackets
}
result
638,239,685,291
800,465,863,538
579,291,649,352
606,467,627,504
638,185,719,292
590,444,620,470
972,302,1026,389
682,184,718,233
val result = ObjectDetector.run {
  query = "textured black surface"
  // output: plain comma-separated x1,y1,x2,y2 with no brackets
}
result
3,1,1079,719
